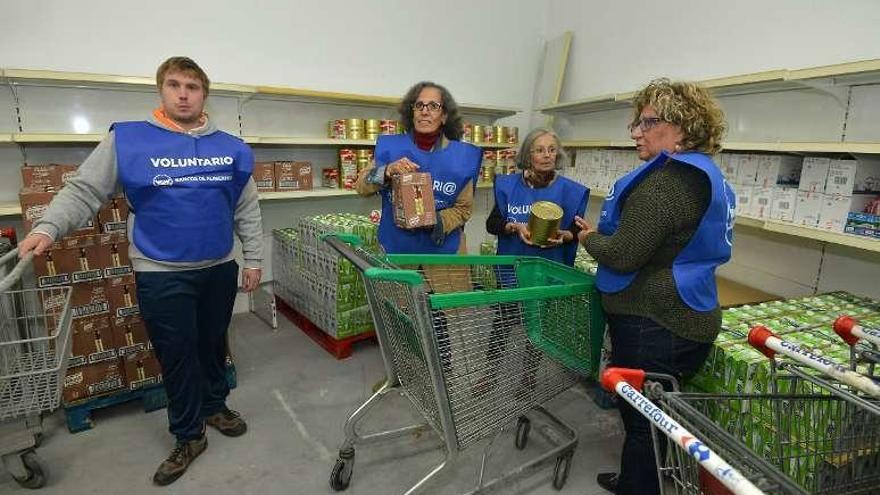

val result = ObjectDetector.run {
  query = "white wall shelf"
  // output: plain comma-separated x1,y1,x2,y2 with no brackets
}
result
2,68,519,121
562,140,880,155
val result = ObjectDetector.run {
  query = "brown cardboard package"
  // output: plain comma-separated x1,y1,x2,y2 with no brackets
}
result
33,247,74,288
253,162,276,191
62,236,104,284
69,281,110,320
96,196,129,234
275,161,313,191
105,276,140,321
97,233,132,278
21,164,78,190
112,316,151,356
63,358,125,403
392,172,436,229
69,315,116,367
121,349,163,391
19,189,96,235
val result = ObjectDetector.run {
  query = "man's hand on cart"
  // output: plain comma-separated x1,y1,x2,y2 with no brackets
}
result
240,268,262,293
17,232,54,257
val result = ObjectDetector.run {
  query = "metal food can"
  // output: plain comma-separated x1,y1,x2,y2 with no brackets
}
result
494,125,506,144
483,125,496,143
462,123,474,142
339,149,358,189
528,201,563,246
472,125,484,143
504,149,519,174
506,126,518,144
481,150,496,183
380,119,397,135
365,119,381,141
346,119,365,140
322,167,339,188
329,119,347,139
356,149,373,172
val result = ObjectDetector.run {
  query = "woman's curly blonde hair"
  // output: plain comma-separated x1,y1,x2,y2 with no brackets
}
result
632,78,726,155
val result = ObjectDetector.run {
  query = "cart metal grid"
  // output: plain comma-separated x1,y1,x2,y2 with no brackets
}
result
322,234,604,494
0,249,73,488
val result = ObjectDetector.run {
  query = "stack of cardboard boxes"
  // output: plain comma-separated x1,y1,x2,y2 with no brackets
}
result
20,164,162,404
571,149,639,194
252,161,313,192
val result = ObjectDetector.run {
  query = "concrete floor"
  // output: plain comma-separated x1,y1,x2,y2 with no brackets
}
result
0,313,623,495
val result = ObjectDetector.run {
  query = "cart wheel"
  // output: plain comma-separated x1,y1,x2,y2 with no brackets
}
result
552,452,572,490
514,416,530,450
12,450,46,489
329,450,354,491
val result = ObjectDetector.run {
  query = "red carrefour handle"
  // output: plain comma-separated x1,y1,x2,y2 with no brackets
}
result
748,325,778,359
833,316,860,346
601,367,646,393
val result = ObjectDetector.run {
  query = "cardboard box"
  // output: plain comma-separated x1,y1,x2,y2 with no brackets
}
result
735,185,755,217
19,189,96,235
253,162,276,191
69,315,116,367
33,247,74,288
824,160,857,196
818,194,853,232
96,195,129,234
755,154,802,187
749,187,775,219
392,172,436,229
69,281,110,320
121,349,163,391
20,164,78,190
770,187,798,222
105,276,139,321
275,161,313,191
112,316,151,356
65,238,104,284
97,233,133,278
793,191,823,227
62,358,125,403
719,154,738,183
735,154,759,185
853,158,880,192
799,157,831,193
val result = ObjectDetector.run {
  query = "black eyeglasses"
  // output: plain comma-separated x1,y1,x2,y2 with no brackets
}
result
412,101,443,113
628,117,664,133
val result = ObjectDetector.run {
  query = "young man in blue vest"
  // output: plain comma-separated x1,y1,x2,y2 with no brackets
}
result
18,57,263,486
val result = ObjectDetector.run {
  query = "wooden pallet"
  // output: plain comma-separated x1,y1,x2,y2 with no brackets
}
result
275,296,376,359
63,365,238,433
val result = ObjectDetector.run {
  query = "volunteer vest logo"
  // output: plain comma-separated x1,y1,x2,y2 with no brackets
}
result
152,175,173,187
506,203,531,223
434,180,457,196
724,180,736,247
149,156,234,168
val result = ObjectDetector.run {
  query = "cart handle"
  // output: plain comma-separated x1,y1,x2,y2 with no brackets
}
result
0,249,33,292
749,325,880,398
321,233,425,286
601,366,764,495
834,316,880,348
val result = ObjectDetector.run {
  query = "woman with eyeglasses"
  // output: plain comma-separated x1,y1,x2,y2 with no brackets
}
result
574,79,734,495
486,127,589,265
356,81,481,256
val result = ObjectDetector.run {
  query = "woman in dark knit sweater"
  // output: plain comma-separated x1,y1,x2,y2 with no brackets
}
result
574,79,734,495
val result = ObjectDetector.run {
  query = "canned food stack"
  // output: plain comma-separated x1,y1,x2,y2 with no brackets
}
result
273,214,379,339
328,118,401,139
364,119,380,140
338,149,358,189
460,123,519,145
345,118,364,140
479,150,496,184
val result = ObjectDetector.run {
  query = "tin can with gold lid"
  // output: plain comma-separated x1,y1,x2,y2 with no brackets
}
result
346,119,365,140
329,119,347,139
483,125,496,143
528,201,563,246
365,119,381,140
462,123,474,142
472,125,484,143
494,125,507,144
506,126,519,144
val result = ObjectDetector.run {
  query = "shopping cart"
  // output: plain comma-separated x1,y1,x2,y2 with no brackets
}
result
834,316,880,377
601,367,770,495
0,249,73,489
322,233,604,494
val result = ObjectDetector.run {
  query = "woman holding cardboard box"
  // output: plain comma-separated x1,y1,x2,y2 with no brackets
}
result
574,78,734,495
355,81,482,257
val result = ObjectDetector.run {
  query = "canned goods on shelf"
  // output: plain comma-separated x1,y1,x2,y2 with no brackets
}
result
506,126,518,144
483,125,496,143
472,125,484,143
346,119,365,140
328,119,347,139
380,119,398,135
322,167,339,188
462,123,474,143
494,126,506,144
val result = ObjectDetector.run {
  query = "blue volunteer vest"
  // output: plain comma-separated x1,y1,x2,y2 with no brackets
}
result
375,134,481,254
494,173,589,266
596,151,735,311
112,121,253,262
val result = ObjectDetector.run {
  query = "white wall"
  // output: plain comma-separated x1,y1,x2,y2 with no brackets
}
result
545,0,880,99
2,0,546,109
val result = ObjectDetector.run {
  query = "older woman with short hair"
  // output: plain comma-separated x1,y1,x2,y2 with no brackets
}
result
486,127,589,266
574,78,734,495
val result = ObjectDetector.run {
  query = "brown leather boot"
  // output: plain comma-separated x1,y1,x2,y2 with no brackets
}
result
152,436,207,486
205,408,247,437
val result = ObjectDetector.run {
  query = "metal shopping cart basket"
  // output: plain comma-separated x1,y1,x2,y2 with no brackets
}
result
834,316,880,378
0,250,73,489
322,233,604,494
